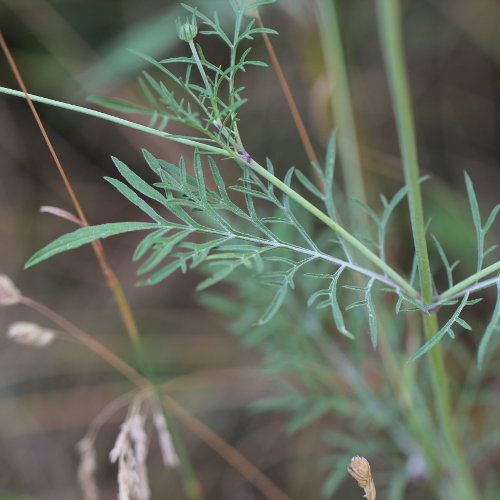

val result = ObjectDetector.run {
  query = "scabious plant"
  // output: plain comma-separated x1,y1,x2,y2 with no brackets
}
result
1,0,500,499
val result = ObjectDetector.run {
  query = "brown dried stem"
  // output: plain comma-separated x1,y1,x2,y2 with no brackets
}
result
0,31,140,343
253,11,325,193
16,294,291,500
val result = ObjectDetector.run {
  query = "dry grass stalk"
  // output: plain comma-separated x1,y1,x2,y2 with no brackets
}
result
348,456,376,500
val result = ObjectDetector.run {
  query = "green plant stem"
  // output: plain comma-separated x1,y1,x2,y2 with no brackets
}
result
227,8,244,145
187,38,222,127
439,261,500,301
376,1,479,498
188,40,212,96
0,86,418,299
243,156,415,295
0,86,227,155
314,0,368,225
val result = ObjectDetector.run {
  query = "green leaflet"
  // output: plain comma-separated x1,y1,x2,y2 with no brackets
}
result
408,292,471,363
25,222,161,268
478,278,500,367
88,96,150,115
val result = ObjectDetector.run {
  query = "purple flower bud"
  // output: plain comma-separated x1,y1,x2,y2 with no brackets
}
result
238,150,251,164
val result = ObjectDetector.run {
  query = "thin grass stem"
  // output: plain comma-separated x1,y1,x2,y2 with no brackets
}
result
19,296,147,388
314,0,368,223
0,33,140,343
253,10,320,169
375,1,479,498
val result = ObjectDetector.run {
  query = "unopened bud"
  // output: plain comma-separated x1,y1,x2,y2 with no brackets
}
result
176,16,197,42
7,322,55,347
0,275,21,306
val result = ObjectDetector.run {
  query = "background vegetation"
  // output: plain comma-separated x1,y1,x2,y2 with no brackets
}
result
1,0,500,498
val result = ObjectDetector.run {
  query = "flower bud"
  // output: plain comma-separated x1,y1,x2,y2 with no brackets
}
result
0,274,21,306
176,16,197,42
7,322,55,347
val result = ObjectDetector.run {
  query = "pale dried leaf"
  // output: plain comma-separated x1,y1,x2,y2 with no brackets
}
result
0,274,21,306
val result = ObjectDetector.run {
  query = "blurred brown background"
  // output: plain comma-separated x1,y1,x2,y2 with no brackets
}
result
1,0,500,498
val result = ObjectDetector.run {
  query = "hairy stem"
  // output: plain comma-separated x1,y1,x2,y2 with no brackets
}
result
376,1,479,498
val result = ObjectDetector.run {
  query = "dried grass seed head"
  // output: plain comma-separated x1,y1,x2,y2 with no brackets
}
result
110,400,150,500
0,274,21,306
153,409,179,468
77,437,99,500
6,321,55,347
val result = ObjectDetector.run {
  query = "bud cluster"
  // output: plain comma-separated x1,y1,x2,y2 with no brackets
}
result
176,16,197,43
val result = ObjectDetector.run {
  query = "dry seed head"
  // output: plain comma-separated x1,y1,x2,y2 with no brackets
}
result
77,437,99,500
153,410,179,468
348,456,376,500
0,274,21,306
6,321,55,347
117,446,145,500
110,402,150,500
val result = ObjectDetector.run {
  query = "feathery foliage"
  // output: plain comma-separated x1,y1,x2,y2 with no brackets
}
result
4,1,500,498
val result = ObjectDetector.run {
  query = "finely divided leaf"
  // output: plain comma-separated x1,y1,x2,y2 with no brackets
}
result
329,267,353,339
258,281,289,325
408,292,470,363
295,170,325,200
